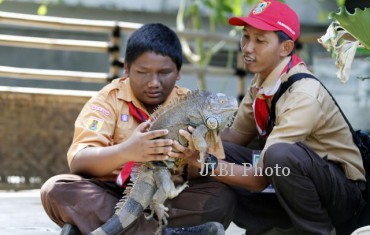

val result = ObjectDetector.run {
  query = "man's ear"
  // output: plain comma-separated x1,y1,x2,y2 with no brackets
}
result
280,40,294,56
123,61,129,77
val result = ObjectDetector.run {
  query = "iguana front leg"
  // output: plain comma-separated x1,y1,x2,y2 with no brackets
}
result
192,124,210,164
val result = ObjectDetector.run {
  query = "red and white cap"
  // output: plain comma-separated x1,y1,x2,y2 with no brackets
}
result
228,0,300,41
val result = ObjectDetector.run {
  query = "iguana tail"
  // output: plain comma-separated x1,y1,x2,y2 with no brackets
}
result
89,165,156,235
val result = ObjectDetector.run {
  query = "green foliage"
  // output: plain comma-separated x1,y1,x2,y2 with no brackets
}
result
336,0,346,7
329,7,370,49
319,3,370,82
177,0,266,89
36,0,64,16
184,0,242,27
204,0,234,24
247,0,255,5
37,4,48,16
232,0,244,16
357,47,370,56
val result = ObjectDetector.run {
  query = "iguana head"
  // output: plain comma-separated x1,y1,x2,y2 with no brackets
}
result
201,92,238,131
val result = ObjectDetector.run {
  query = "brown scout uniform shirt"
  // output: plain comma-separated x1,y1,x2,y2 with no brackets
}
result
232,57,365,181
67,77,224,180
67,77,187,179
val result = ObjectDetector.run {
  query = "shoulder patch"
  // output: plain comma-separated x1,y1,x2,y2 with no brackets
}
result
87,117,104,131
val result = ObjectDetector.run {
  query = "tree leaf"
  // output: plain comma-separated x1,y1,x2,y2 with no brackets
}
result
203,0,213,8
318,22,360,83
329,7,370,49
336,0,346,7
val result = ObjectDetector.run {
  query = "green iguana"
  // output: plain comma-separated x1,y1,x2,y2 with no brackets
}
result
89,90,238,235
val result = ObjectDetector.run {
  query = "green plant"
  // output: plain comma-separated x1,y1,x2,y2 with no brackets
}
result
176,0,263,90
318,3,370,83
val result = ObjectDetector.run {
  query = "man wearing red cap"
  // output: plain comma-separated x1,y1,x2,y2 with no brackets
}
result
173,0,367,234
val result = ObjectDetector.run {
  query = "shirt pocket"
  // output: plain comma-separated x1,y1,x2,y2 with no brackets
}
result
113,114,139,144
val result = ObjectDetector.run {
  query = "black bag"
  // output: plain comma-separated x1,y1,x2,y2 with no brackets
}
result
268,73,370,231
354,130,370,173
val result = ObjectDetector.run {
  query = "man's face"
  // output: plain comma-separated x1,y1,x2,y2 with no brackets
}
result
126,51,180,110
240,25,286,79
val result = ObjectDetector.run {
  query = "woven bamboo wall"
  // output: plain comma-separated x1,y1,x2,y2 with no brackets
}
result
0,88,92,189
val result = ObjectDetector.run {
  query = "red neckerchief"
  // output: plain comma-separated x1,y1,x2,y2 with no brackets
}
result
116,102,148,187
253,55,303,138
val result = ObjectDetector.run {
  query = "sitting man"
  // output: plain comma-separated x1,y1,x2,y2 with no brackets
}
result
172,1,367,234
41,23,235,235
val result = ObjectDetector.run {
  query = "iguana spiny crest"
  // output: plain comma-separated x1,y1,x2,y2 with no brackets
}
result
149,89,238,165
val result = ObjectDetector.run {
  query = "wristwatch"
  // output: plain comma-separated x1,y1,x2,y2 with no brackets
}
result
206,154,218,171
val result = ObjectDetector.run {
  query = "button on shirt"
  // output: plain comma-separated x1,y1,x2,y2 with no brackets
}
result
231,57,365,181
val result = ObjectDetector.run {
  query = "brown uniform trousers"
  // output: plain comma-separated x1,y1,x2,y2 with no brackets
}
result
224,141,366,235
40,174,236,235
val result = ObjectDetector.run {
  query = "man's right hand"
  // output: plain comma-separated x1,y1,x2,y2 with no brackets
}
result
121,121,173,162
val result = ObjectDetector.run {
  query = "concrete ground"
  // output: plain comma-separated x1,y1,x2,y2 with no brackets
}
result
0,189,244,235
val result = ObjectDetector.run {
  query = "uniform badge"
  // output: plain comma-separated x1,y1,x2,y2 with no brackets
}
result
87,117,104,131
253,1,271,14
121,114,129,122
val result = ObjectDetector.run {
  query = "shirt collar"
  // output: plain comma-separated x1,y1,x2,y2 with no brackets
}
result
116,77,187,114
252,56,291,94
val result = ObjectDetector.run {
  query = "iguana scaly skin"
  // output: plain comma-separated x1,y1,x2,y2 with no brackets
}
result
89,90,238,235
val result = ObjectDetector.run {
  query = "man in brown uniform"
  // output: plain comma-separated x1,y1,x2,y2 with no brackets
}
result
41,23,235,235
172,1,367,234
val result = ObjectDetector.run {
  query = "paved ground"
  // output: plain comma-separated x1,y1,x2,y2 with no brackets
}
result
0,189,244,235
0,190,59,235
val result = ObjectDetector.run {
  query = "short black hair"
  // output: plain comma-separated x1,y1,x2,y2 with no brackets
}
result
275,30,295,56
125,23,183,71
